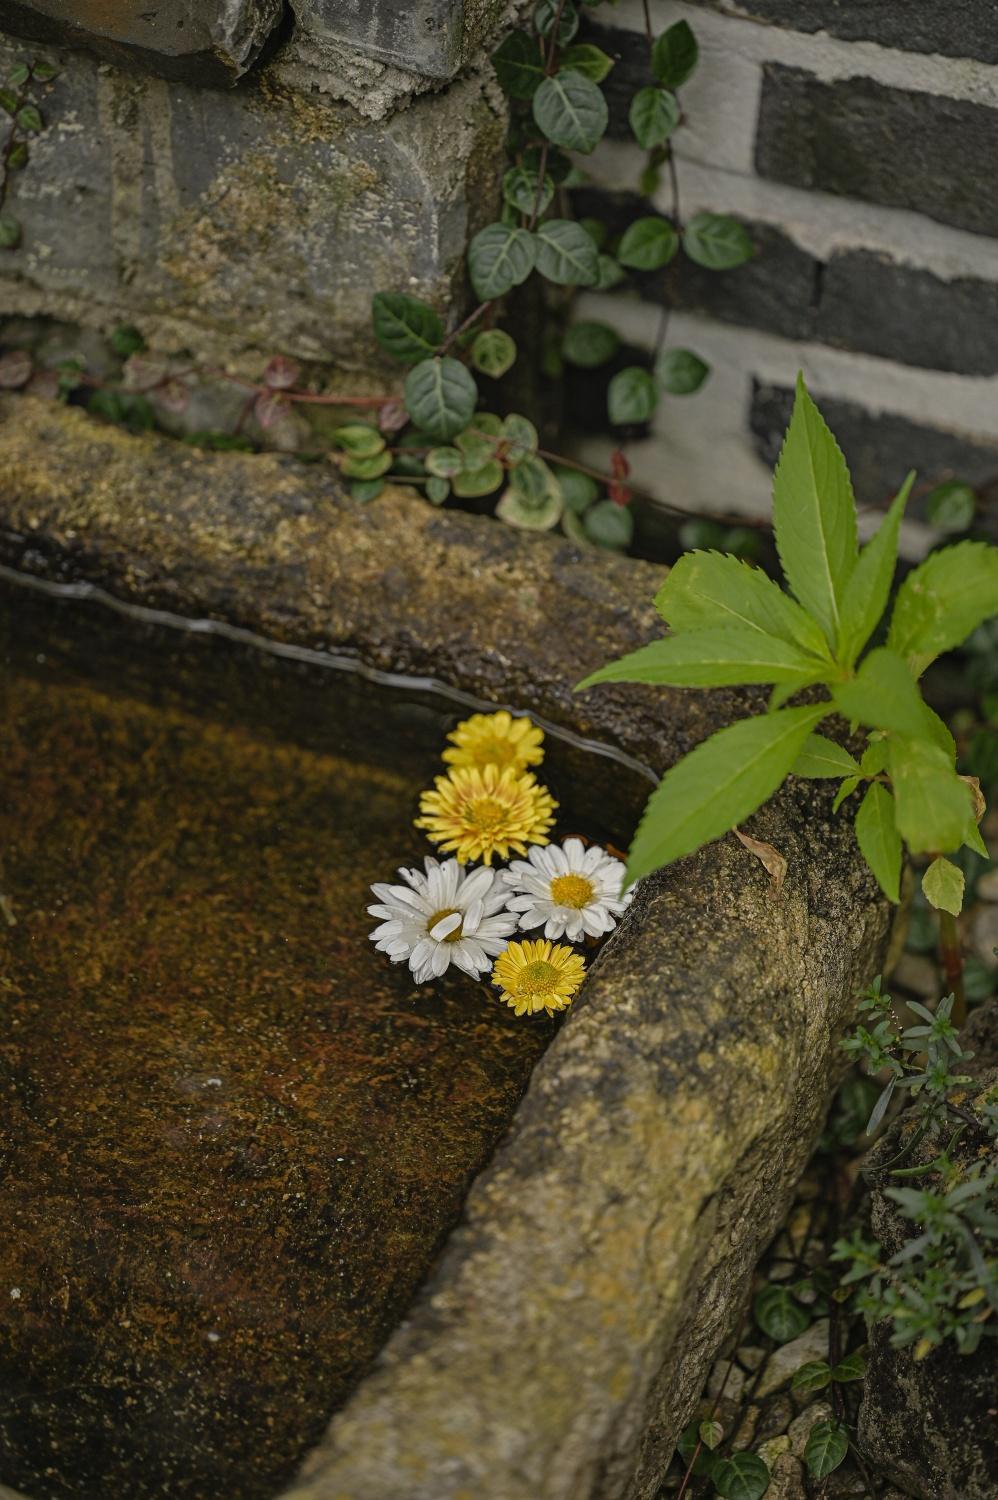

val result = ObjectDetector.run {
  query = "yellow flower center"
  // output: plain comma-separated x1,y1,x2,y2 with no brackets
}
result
549,873,595,910
469,797,505,833
427,907,463,943
519,960,561,994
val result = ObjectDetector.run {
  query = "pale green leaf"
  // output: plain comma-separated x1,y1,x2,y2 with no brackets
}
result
532,218,600,285
467,223,536,300
888,540,998,675
532,69,608,153
655,550,831,661
855,783,901,902
772,374,858,648
922,856,964,916
833,775,860,813
403,357,477,441
791,733,860,779
833,646,936,741
578,628,828,690
837,472,913,667
608,367,657,425
803,1421,848,1479
888,737,974,854
623,704,828,884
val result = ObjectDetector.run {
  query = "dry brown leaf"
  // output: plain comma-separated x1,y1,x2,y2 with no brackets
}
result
734,828,787,892
959,774,986,823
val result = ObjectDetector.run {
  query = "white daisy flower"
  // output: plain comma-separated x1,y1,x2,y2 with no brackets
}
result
501,837,633,942
368,856,517,984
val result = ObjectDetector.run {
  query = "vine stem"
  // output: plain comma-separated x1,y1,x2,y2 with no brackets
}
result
937,907,967,1027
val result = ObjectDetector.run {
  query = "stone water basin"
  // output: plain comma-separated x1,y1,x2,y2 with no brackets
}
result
0,578,643,1500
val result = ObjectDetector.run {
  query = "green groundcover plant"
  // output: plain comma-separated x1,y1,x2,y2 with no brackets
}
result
580,376,998,913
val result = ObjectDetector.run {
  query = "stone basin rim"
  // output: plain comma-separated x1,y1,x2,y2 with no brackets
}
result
0,397,892,1500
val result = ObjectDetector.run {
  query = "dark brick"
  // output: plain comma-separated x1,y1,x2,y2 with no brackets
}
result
689,0,998,65
756,65,998,238
666,219,818,342
750,381,998,519
818,251,998,375
0,0,283,84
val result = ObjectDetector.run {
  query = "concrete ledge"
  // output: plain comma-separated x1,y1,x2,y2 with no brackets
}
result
0,396,893,1499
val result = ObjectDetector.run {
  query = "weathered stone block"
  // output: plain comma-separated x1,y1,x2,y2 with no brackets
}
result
0,35,504,366
291,0,471,79
756,65,998,239
687,0,998,64
0,0,282,84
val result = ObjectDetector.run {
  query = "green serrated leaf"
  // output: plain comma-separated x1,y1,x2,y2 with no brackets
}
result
888,736,971,855
888,540,998,676
618,704,828,885
833,775,860,813
855,783,901,902
772,374,858,648
563,320,619,368
468,223,536,301
922,855,965,915
652,19,699,88
503,164,553,218
711,1452,770,1500
629,86,680,149
792,1360,832,1394
656,347,709,395
403,357,477,441
791,733,860,779
803,1420,848,1479
471,328,517,378
371,292,443,365
583,499,632,551
578,627,830,690
833,646,936,742
655,551,831,661
837,472,913,667
532,69,608,153
608,366,657,425
492,29,546,99
683,212,753,270
561,42,614,81
617,216,679,271
533,218,600,285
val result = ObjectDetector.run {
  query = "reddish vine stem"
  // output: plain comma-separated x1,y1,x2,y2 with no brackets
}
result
937,908,967,1027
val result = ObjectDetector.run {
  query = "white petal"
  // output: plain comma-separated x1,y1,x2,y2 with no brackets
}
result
409,938,434,972
462,897,484,933
459,865,495,905
429,911,463,942
431,942,451,977
563,837,586,868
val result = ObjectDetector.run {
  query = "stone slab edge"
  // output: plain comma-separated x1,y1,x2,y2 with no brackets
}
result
0,396,893,1500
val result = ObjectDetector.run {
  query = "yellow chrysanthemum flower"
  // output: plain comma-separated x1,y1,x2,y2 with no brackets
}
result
443,710,545,774
415,764,557,865
491,938,587,1017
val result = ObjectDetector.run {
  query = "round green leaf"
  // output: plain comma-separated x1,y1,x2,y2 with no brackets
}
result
712,1453,769,1500
922,855,965,916
7,140,28,170
468,223,536,300
503,165,553,218
617,216,679,271
533,219,600,285
608,367,658,425
510,453,555,505
583,499,633,550
8,63,29,86
16,103,42,133
803,1421,848,1479
753,1284,811,1343
532,70,608,154
595,254,626,290
333,423,385,458
0,213,22,248
629,86,680,149
553,465,599,513
341,449,392,480
563,320,619,368
425,446,464,478
652,20,699,89
496,486,563,531
426,476,450,504
452,459,504,497
683,212,754,270
472,328,517,378
502,412,538,465
403,357,478,441
534,0,579,42
561,43,614,82
791,1360,832,1394
455,425,495,468
492,30,546,100
371,292,443,365
925,479,976,532
561,508,592,545
350,478,385,503
32,61,58,82
656,347,710,395
698,1418,723,1450
110,324,146,357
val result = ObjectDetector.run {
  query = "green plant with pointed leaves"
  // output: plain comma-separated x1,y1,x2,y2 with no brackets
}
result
0,54,57,251
578,376,998,918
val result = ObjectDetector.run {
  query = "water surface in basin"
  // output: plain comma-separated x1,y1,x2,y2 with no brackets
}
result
0,578,641,1500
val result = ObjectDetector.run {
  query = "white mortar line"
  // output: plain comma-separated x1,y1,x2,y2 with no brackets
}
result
604,0,998,103
585,137,998,284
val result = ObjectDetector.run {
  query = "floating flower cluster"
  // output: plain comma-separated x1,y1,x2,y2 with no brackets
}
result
367,711,635,1018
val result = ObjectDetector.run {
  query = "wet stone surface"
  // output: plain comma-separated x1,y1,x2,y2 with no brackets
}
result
0,581,635,1500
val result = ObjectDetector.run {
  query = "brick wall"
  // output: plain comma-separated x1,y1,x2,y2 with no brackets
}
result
567,0,998,546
